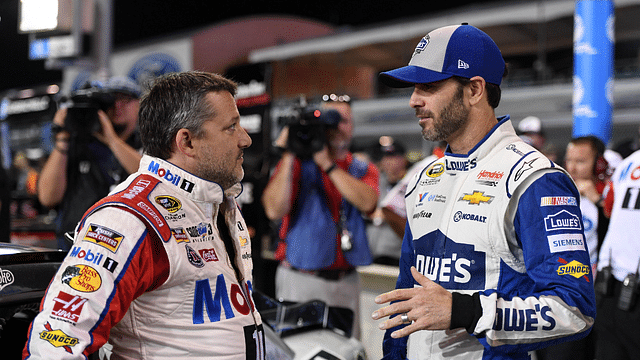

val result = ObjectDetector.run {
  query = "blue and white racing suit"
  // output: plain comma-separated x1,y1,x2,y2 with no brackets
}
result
383,117,596,360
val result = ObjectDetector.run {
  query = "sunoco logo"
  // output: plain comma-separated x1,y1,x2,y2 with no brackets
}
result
557,258,590,282
40,322,78,354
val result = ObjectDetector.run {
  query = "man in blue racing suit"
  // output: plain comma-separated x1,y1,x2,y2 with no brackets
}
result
371,24,596,360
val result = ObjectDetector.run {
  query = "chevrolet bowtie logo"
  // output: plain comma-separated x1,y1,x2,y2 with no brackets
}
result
459,191,494,205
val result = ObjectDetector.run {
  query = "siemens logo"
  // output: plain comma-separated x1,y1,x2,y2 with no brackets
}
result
493,304,556,332
445,158,477,171
148,161,195,193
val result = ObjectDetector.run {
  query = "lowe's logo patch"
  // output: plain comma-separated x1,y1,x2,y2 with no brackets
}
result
544,210,582,231
445,158,477,171
493,304,556,332
414,234,485,290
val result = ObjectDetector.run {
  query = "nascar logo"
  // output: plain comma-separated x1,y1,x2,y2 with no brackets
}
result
155,195,182,213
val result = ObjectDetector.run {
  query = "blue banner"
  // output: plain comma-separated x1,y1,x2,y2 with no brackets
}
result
573,0,614,144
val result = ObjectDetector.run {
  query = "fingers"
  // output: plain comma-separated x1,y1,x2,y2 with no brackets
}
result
53,107,68,126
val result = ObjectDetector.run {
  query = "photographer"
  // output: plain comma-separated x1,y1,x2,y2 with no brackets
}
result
262,96,379,339
38,77,143,250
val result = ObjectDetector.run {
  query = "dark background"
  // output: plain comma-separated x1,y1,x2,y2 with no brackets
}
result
0,0,485,92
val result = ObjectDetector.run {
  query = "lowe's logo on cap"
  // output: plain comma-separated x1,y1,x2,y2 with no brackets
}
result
380,24,505,88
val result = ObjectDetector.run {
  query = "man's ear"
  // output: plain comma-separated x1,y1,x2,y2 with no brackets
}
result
174,128,197,157
467,76,486,106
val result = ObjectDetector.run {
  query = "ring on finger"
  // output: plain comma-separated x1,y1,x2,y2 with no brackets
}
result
400,312,411,324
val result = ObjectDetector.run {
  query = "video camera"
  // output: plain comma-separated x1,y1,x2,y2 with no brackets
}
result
61,85,115,141
278,101,342,160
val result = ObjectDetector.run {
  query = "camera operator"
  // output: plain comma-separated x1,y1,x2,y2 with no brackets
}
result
38,76,143,250
262,95,379,339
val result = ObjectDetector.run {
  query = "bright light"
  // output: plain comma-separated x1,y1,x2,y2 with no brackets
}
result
19,0,59,32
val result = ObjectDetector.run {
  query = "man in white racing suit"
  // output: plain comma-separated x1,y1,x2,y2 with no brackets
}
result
23,71,264,360
371,24,596,359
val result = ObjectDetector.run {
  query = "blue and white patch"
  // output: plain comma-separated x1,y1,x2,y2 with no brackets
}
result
186,245,205,268
544,210,582,231
547,234,586,253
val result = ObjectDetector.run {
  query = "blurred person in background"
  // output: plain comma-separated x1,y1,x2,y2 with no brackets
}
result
262,95,379,339
380,141,446,239
367,138,409,266
37,76,143,250
371,23,595,359
593,146,640,360
537,135,611,360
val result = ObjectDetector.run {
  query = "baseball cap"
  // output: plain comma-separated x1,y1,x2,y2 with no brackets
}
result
517,116,543,134
104,76,142,98
380,24,505,88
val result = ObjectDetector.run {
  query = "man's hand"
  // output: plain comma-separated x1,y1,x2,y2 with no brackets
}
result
93,110,119,145
313,145,333,171
372,266,452,338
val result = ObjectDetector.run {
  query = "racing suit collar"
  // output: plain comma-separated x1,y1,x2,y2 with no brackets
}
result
139,155,242,204
444,115,512,159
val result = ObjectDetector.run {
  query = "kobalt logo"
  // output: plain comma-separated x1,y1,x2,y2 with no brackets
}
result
544,210,582,231
493,304,556,332
453,211,487,223
148,160,195,193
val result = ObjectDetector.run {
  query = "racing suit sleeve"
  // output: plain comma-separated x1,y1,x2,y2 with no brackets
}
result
23,206,170,359
451,171,597,353
381,221,414,360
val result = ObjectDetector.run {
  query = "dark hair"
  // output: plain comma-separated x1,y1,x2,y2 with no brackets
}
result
570,135,606,158
139,71,238,159
452,72,504,109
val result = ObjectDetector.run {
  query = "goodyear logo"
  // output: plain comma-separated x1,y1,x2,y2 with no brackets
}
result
155,195,182,213
61,265,102,292
557,258,590,282
425,163,445,178
40,322,79,353
458,191,494,205
83,224,123,253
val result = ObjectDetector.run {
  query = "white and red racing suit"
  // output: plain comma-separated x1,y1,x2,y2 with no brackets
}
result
23,155,264,360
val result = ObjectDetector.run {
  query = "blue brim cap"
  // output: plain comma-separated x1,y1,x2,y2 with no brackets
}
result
379,24,505,88
380,66,454,88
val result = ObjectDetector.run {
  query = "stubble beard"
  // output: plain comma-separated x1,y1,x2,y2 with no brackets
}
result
195,152,243,190
420,85,470,142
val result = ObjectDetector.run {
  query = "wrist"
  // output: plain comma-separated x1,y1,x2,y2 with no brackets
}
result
324,163,337,174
